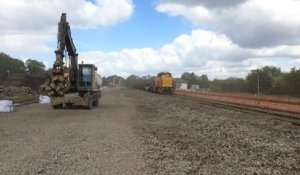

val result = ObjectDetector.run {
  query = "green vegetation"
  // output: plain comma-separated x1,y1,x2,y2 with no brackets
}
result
0,52,26,81
245,66,282,94
25,59,46,76
210,77,246,92
0,52,47,90
125,75,150,89
273,68,300,96
181,72,209,89
194,66,300,97
126,65,300,97
1,51,300,97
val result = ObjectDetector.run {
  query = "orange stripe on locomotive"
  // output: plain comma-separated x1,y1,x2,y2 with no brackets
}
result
155,76,173,88
152,72,175,94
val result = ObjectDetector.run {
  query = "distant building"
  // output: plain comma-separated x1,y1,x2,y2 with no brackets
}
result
191,84,200,90
174,78,188,89
104,75,123,87
105,75,117,87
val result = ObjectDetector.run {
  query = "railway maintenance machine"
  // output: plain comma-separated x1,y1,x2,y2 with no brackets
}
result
42,13,101,109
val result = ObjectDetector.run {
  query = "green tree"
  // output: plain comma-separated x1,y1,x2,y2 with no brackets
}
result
0,52,26,82
272,73,289,95
283,67,300,96
189,72,198,87
246,66,282,94
181,72,191,83
181,72,198,88
199,74,209,88
125,75,140,88
181,72,191,88
181,72,210,88
211,77,246,92
25,59,46,75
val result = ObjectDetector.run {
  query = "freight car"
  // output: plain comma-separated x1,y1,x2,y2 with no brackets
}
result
146,72,176,94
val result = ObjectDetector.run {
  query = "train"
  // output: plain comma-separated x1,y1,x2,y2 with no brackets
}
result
145,72,176,94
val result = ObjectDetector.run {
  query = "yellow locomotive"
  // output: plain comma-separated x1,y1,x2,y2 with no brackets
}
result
146,72,175,94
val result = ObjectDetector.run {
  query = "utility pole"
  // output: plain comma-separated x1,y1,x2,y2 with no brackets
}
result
257,69,260,105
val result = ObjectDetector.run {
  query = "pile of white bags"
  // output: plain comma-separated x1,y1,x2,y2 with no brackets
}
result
0,100,13,112
39,96,50,104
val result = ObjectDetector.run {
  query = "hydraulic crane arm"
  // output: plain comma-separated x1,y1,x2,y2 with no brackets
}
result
53,13,78,92
55,13,77,65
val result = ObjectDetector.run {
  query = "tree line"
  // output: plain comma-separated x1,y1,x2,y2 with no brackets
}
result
125,66,300,97
0,52,48,89
1,52,300,97
210,66,300,97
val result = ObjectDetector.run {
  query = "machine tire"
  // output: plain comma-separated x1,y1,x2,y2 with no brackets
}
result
93,98,99,107
52,104,63,109
87,98,93,109
65,103,72,107
169,88,174,95
157,88,163,94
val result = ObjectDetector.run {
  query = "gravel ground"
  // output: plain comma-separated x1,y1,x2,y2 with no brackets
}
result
0,88,146,175
0,87,299,174
126,88,300,175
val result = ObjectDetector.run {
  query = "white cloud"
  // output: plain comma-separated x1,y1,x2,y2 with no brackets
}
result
79,29,263,78
0,0,134,32
156,0,300,48
1,0,299,79
0,34,53,56
79,28,300,79
254,45,300,58
0,0,134,58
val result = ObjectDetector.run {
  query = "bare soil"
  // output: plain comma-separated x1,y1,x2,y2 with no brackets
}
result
0,87,299,174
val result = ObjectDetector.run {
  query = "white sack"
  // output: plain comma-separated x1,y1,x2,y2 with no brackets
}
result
39,96,50,104
0,100,13,112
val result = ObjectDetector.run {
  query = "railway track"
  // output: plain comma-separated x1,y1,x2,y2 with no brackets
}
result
174,93,300,126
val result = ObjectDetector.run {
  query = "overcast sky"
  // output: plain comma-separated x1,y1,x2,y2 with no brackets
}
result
0,0,300,79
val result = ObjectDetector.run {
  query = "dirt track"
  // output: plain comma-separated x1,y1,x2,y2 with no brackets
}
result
0,88,299,174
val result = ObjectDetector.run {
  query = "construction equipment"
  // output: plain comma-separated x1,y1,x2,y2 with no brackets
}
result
146,72,175,94
41,13,101,109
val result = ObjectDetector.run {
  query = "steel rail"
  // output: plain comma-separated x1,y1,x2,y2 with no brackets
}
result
174,93,300,126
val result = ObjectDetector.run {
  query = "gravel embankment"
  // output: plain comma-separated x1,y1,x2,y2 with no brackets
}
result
127,88,300,174
0,88,299,174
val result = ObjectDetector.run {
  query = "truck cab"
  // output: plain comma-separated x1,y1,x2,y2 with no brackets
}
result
78,64,100,91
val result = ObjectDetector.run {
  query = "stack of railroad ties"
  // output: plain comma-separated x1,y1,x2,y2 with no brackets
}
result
40,76,63,96
40,71,70,97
